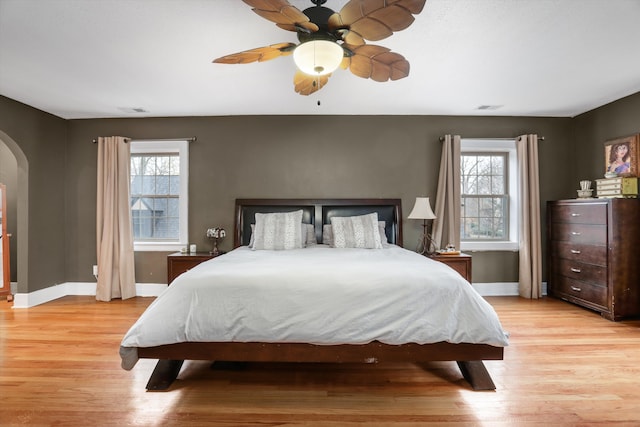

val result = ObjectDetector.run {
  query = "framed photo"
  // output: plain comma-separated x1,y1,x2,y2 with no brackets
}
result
604,134,639,177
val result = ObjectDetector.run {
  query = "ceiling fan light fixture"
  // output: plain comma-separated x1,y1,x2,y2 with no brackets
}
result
293,40,343,76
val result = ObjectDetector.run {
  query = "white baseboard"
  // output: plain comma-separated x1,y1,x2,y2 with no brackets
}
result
473,282,518,296
11,281,548,308
12,282,167,308
472,281,548,297
134,283,168,297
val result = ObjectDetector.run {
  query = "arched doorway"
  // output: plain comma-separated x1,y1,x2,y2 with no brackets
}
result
0,183,10,297
0,130,28,297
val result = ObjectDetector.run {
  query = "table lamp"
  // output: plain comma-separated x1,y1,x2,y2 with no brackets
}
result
408,197,437,255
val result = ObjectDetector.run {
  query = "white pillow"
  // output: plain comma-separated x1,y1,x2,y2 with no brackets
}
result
330,213,383,249
252,210,304,250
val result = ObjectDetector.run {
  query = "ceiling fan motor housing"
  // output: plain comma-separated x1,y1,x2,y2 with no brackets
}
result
297,4,343,57
301,5,336,35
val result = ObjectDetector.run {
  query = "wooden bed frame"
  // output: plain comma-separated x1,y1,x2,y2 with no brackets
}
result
138,198,504,391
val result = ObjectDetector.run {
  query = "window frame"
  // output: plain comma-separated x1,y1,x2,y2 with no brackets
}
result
130,140,189,252
460,139,519,251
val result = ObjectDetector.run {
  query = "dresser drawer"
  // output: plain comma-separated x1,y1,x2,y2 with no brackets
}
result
553,258,607,286
550,203,607,224
170,258,205,273
551,276,607,308
550,241,606,266
551,223,607,244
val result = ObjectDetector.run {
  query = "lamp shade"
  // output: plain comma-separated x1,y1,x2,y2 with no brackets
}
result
408,197,436,220
293,40,343,76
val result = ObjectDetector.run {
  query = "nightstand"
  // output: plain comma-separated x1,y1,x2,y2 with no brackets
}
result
167,252,219,284
429,253,472,282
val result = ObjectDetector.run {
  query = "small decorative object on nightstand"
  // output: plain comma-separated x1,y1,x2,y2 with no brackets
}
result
408,197,437,255
206,227,226,256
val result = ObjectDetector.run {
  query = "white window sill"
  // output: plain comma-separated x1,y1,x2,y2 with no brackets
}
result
134,242,186,252
461,241,519,252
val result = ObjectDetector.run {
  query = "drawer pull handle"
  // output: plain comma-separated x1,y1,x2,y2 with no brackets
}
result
570,268,581,273
571,232,581,236
570,286,582,292
570,249,581,254
570,213,581,217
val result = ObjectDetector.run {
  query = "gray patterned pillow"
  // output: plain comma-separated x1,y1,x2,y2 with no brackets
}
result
305,223,317,246
322,224,333,245
323,221,389,246
250,222,313,247
252,210,304,250
330,213,383,249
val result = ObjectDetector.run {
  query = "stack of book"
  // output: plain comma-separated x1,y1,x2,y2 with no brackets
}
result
595,177,638,198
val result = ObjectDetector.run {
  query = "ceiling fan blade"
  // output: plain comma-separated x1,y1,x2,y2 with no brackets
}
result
344,44,410,82
243,0,319,32
276,21,320,32
213,43,296,64
329,0,426,42
293,70,331,96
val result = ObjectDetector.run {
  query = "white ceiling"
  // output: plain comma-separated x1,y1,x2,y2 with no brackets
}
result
1,0,639,120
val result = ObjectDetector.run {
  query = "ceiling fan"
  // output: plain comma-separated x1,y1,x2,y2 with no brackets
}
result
213,0,427,95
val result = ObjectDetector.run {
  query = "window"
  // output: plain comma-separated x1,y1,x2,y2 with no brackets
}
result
130,140,188,251
460,139,518,251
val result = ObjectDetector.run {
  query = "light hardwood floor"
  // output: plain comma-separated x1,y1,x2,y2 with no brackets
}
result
1,295,639,426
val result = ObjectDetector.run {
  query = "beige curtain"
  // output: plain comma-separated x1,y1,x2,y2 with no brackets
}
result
96,136,136,301
432,134,461,251
516,134,542,299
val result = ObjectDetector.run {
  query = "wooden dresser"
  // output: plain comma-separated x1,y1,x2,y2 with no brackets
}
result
547,199,640,320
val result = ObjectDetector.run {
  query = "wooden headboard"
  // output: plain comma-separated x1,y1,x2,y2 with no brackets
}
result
234,198,403,248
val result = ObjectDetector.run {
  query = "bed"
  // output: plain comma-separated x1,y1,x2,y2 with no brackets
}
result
120,198,508,391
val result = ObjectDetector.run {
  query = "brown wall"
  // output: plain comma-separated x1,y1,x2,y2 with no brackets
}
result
0,95,67,293
66,115,573,285
572,92,640,180
2,89,640,294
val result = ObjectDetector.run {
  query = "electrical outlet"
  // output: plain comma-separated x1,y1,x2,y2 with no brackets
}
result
92,265,98,276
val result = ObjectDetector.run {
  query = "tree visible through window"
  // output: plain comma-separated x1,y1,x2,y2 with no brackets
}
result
460,153,508,240
130,153,180,241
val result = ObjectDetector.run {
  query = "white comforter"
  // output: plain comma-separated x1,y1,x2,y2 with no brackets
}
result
120,245,509,369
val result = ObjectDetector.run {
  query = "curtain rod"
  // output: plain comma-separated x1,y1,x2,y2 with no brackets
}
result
439,136,545,142
92,137,197,143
